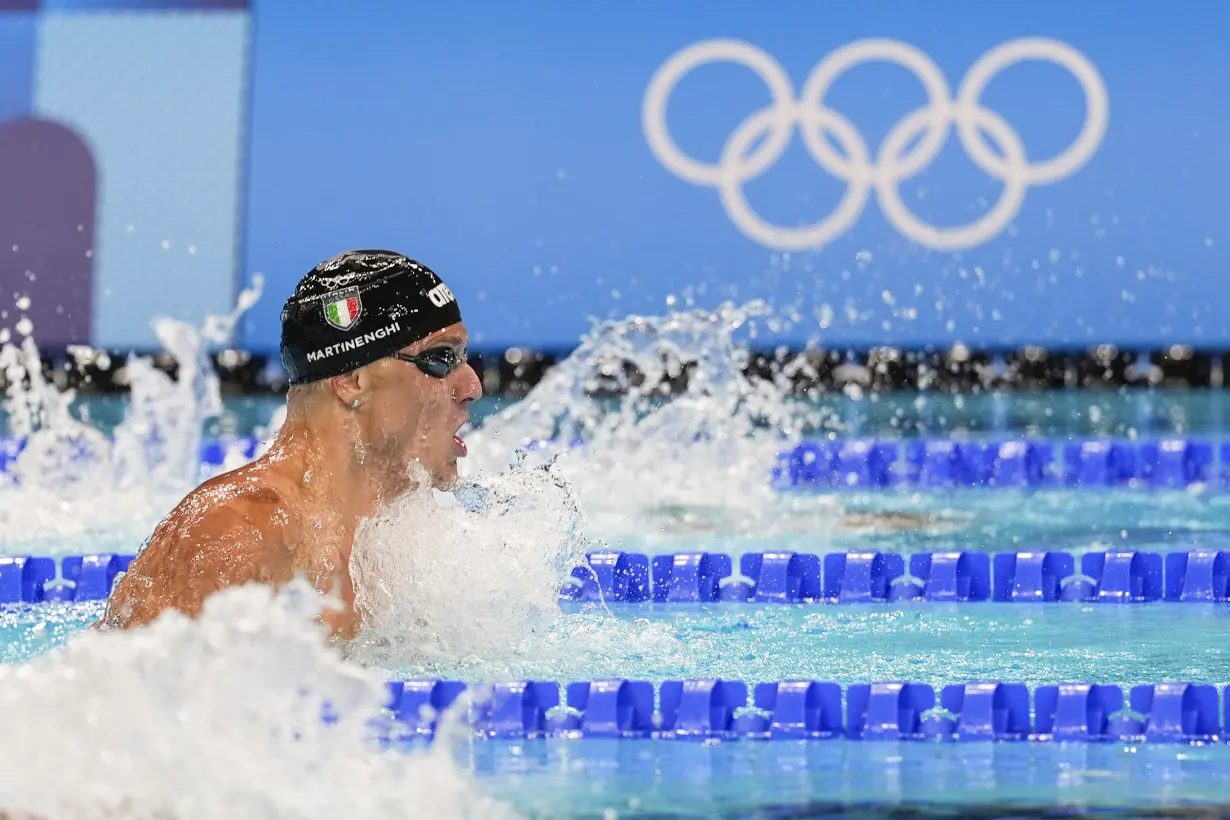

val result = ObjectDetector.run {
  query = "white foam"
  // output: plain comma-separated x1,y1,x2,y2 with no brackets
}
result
346,461,589,669
0,580,517,820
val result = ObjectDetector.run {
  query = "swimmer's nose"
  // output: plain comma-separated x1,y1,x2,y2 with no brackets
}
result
452,360,483,404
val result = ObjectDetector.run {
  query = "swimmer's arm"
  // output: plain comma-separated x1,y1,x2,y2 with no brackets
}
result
103,500,294,630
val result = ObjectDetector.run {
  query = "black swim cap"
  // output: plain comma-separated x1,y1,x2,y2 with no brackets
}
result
279,250,462,385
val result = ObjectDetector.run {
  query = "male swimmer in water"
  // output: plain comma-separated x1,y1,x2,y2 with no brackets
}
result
101,250,482,638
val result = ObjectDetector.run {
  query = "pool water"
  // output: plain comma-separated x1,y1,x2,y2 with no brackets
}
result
10,481,1230,566
473,739,1230,818
7,598,1229,687
9,388,1230,817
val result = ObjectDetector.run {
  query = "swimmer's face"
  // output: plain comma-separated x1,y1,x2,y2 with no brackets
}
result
361,323,482,489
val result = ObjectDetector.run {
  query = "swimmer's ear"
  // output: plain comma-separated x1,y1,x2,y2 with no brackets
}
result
329,370,365,410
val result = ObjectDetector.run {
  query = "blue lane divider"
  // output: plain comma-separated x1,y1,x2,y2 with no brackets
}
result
823,552,905,603
650,553,732,602
925,682,1031,741
774,437,1230,490
741,681,843,739
381,678,1230,744
846,682,934,740
905,552,991,602
562,680,656,738
1165,550,1230,602
0,556,55,603
0,553,134,603
5,548,1230,606
567,552,649,603
480,681,560,739
659,679,749,739
737,553,822,603
560,549,1230,605
992,552,1075,602
61,554,133,601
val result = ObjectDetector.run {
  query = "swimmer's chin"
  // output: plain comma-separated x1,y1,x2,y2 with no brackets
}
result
423,460,463,492
433,469,461,492
392,459,459,496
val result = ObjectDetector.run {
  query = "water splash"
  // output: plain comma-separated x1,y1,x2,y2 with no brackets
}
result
111,276,263,490
461,302,838,549
346,460,590,670
0,579,514,820
0,278,264,550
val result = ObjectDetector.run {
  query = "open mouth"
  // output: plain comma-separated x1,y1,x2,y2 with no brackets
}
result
453,433,467,457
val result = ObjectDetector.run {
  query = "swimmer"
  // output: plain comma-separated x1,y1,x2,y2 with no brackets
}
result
100,250,482,638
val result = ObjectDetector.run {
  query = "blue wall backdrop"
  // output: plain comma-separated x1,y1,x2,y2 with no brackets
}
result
240,0,1229,353
4,0,1230,353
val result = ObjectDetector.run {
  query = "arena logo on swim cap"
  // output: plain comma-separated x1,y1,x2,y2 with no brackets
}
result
427,283,455,308
321,287,362,330
305,321,402,363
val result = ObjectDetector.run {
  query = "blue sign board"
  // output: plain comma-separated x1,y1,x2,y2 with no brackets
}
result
240,0,1230,352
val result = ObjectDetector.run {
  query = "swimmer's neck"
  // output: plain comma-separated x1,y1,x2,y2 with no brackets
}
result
266,407,421,524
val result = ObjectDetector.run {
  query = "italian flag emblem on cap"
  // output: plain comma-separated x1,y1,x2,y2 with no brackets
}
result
321,287,362,330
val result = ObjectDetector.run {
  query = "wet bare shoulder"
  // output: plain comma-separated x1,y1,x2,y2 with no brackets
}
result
103,474,299,628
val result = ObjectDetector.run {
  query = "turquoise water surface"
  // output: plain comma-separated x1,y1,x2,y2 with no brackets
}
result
474,739,1230,817
5,599,1226,688
7,390,1230,816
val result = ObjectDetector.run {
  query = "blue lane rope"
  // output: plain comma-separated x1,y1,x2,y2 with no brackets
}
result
774,437,1230,489
4,549,1230,605
561,549,1229,604
0,554,133,603
1,435,1229,489
377,678,1230,744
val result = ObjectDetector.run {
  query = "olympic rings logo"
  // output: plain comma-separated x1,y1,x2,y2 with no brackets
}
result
642,38,1109,252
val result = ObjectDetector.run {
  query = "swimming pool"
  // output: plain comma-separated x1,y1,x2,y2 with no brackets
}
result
7,595,1230,816
7,349,1230,818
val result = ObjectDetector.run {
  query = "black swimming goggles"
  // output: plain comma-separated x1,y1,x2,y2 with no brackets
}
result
390,345,468,379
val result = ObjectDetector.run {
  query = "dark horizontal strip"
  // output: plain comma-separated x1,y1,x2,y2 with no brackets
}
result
9,344,1229,395
630,802,1230,820
0,0,248,10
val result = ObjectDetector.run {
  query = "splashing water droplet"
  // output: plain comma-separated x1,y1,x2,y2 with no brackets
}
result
0,277,266,547
462,302,835,551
